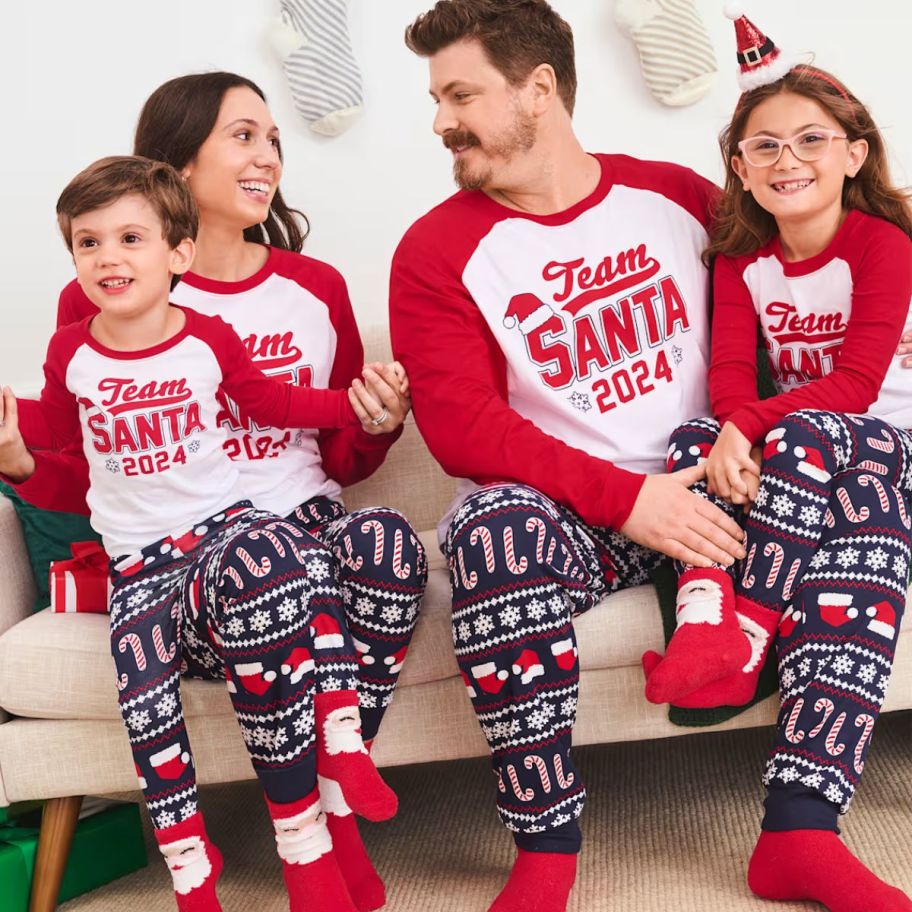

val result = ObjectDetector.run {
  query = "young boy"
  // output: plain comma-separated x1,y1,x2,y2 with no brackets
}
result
1,156,396,912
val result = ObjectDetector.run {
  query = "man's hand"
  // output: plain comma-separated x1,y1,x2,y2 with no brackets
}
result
897,331,912,369
620,465,747,567
0,387,36,482
705,421,759,504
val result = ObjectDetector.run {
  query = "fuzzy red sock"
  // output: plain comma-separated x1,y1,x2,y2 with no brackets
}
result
644,569,751,704
319,772,386,912
265,790,358,912
154,812,223,912
748,830,912,911
315,690,397,822
643,595,780,708
488,850,577,912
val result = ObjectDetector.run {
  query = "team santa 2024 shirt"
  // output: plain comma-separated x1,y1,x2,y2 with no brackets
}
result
390,154,716,533
711,209,912,443
22,247,397,518
21,306,356,557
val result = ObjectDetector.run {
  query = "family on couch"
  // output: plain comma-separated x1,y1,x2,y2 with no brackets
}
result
0,2,910,911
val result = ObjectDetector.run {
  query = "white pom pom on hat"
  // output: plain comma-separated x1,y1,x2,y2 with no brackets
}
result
724,1,746,20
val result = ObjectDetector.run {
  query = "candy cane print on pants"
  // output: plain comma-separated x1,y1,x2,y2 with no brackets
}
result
524,755,552,794
391,528,411,580
526,516,548,564
503,526,528,575
764,543,784,589
853,714,875,774
361,519,386,565
807,698,835,739
784,698,805,743
470,526,496,572
858,474,890,513
152,600,180,664
825,713,847,757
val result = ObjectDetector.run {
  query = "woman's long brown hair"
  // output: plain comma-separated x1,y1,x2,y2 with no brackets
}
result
133,72,309,252
705,65,912,265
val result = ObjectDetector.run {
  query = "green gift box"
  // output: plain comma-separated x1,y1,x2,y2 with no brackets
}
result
0,802,147,911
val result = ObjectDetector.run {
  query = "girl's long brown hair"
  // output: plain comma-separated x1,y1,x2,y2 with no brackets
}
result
133,72,309,252
705,65,912,265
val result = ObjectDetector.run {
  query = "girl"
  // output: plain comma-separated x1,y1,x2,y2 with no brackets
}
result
7,73,428,912
644,10,912,912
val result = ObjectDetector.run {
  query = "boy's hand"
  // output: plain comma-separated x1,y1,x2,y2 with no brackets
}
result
705,421,760,504
348,364,411,435
364,361,410,398
0,387,36,481
732,446,763,514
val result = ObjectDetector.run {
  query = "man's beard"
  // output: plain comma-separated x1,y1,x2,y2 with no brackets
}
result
445,112,537,191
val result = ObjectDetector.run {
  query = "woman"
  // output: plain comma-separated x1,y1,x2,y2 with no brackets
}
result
11,72,426,912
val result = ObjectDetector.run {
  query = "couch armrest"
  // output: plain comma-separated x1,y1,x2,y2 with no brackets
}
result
0,495,36,724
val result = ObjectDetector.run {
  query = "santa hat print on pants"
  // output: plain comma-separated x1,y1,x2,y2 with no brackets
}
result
281,647,316,685
865,602,897,640
233,662,278,696
311,613,345,650
150,745,191,781
725,2,797,91
512,649,545,686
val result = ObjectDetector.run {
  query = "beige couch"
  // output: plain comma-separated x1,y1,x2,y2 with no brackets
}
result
1,331,910,911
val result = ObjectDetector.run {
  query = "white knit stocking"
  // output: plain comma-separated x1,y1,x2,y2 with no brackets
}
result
616,0,718,107
270,0,363,137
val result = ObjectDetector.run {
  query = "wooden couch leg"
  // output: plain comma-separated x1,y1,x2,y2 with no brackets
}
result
28,796,83,912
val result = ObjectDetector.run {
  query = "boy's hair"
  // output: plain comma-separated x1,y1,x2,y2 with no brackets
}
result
405,0,577,116
706,66,912,264
57,155,199,253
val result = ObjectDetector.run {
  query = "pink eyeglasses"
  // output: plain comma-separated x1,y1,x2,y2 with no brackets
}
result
737,128,848,167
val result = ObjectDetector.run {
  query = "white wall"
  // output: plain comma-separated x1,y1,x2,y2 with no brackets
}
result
2,0,910,390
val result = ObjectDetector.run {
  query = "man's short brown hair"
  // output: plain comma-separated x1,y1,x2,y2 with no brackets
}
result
405,0,577,115
56,155,199,252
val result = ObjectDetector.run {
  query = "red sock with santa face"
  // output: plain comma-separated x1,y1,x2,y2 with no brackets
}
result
315,690,398,821
644,569,752,704
488,850,577,912
265,789,358,912
748,830,912,912
319,775,386,912
154,812,223,912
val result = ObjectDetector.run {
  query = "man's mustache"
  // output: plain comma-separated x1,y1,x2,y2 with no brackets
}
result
443,131,481,151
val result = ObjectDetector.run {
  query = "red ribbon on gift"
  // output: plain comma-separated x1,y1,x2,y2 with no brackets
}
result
49,541,112,613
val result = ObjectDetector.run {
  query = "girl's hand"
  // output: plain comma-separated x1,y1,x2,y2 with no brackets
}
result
364,360,410,397
348,364,411,435
732,446,763,514
0,387,36,481
897,331,912,368
705,422,760,504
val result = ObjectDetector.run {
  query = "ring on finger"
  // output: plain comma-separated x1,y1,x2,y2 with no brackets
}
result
370,407,390,426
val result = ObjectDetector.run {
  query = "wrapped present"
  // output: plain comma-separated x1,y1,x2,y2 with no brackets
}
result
0,802,147,911
49,541,112,614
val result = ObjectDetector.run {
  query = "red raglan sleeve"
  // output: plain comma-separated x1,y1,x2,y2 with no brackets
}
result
314,269,402,487
205,314,358,429
389,227,646,532
724,224,912,443
4,450,91,515
709,255,763,425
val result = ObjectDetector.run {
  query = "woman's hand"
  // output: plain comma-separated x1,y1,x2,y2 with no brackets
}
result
705,421,760,504
0,387,36,482
347,363,411,435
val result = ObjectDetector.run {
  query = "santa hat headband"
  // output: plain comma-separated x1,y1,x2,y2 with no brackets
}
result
724,2,797,91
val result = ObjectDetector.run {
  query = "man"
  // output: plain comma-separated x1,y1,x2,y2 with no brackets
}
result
389,2,746,909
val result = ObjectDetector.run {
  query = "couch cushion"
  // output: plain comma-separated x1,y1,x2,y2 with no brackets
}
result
3,537,909,722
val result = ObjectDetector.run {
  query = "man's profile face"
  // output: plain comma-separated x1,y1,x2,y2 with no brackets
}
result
428,39,537,192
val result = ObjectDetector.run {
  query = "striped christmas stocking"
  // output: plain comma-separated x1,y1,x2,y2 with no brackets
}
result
615,0,718,107
270,0,363,136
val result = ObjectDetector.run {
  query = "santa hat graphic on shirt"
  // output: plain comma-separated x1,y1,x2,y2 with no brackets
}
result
233,661,278,696
384,646,408,675
725,3,797,91
311,613,345,650
794,445,831,484
149,744,191,781
864,602,896,640
512,649,545,686
818,593,857,628
281,647,316,685
551,638,578,671
472,661,509,694
503,293,559,335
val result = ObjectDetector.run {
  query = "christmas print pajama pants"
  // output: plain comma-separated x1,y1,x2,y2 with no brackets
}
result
669,410,912,828
287,496,428,741
445,483,663,854
110,498,426,832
